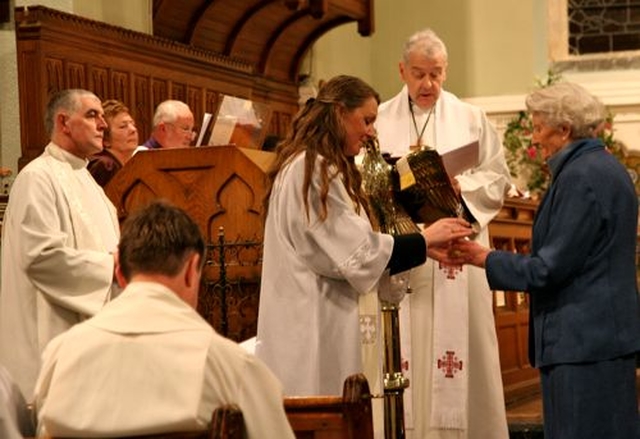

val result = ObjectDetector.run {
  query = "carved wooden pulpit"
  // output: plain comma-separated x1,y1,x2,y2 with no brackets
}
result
105,145,274,342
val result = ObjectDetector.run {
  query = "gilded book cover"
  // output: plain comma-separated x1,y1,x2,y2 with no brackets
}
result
390,141,479,224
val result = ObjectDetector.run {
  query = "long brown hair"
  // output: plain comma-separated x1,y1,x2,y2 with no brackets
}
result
264,75,379,222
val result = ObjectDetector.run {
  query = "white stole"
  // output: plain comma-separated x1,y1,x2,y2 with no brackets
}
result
44,143,120,308
429,265,469,429
44,143,119,254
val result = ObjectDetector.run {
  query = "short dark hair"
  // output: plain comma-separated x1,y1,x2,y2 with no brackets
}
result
44,89,97,136
118,200,205,281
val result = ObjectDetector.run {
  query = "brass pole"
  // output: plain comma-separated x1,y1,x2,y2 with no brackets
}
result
381,300,408,439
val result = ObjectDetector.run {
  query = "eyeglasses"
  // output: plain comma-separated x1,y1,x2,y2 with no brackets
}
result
167,123,196,140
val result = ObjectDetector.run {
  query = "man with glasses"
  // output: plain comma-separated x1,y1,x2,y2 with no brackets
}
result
141,99,195,150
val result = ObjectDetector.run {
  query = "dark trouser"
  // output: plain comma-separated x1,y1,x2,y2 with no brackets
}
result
540,354,638,439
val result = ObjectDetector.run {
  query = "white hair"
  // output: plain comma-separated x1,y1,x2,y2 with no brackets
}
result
526,82,605,139
402,28,448,63
152,100,192,128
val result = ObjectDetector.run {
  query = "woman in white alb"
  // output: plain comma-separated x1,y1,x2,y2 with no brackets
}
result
255,75,472,397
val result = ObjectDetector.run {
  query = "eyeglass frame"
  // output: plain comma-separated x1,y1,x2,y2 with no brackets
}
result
165,122,197,140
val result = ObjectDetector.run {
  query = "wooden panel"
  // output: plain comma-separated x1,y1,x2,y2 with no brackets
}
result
133,75,152,138
45,58,65,92
65,61,86,89
496,323,519,372
488,198,540,404
90,66,110,100
105,146,274,341
110,70,129,103
14,5,299,170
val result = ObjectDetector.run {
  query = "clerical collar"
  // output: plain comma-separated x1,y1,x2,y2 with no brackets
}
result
48,142,89,169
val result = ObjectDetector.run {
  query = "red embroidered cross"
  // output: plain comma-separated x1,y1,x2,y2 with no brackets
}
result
437,350,463,378
438,262,462,279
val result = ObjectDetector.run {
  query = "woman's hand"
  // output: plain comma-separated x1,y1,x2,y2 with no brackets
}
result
449,239,492,268
422,217,472,248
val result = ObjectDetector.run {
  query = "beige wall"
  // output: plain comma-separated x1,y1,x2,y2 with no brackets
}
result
312,0,547,101
311,23,374,90
73,0,151,33
0,23,20,178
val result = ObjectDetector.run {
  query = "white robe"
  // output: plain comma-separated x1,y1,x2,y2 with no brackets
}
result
0,365,31,439
376,86,511,439
0,143,119,400
256,151,393,397
34,281,295,439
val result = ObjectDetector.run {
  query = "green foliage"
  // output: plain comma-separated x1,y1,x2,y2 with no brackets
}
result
503,110,548,194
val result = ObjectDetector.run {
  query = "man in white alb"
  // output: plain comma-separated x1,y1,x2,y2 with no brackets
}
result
375,29,511,439
34,201,295,438
0,89,120,401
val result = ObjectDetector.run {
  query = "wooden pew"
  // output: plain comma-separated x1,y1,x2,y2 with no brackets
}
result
209,404,244,439
284,374,374,439
44,403,244,439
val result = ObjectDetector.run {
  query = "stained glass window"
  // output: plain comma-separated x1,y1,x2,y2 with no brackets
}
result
568,0,640,54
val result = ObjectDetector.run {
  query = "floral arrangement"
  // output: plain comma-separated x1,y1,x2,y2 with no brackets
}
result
502,72,623,197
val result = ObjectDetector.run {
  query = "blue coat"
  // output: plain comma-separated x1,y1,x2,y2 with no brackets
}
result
486,138,640,367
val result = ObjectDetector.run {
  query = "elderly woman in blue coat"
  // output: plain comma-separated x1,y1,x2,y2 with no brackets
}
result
453,81,640,439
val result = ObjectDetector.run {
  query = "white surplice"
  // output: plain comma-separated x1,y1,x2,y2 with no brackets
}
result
376,86,511,439
0,143,119,400
34,281,295,439
256,151,393,400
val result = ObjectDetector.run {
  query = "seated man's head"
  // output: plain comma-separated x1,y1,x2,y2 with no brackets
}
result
115,200,205,307
151,100,195,149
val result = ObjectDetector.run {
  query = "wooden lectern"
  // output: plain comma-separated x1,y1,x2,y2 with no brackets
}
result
105,145,274,342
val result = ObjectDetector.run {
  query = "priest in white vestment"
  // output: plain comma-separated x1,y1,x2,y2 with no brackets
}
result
375,29,511,439
34,201,295,438
255,74,472,418
0,89,120,401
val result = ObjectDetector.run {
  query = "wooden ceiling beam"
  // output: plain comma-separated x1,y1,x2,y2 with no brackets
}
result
224,0,274,57
152,0,373,83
